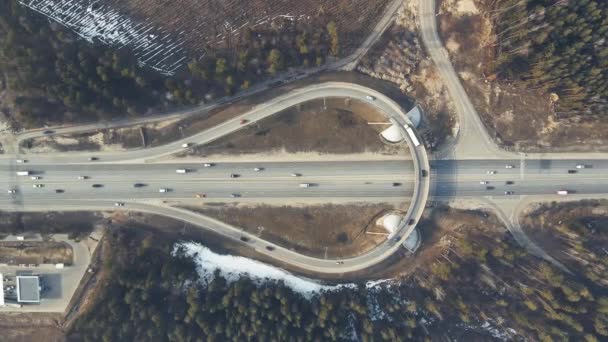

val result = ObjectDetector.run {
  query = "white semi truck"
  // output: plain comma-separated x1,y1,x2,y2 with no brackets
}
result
16,171,30,176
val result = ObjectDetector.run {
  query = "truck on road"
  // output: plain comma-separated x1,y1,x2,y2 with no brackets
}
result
176,169,188,174
557,190,569,195
16,171,30,176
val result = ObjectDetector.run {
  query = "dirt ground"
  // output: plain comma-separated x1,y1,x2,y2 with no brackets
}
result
0,241,73,265
437,0,608,152
357,1,456,151
359,205,506,279
0,313,65,342
104,0,390,57
22,126,144,153
184,98,405,157
184,202,409,259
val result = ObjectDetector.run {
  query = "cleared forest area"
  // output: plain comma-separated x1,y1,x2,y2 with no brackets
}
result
104,0,391,58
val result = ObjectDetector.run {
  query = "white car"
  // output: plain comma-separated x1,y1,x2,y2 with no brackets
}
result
299,183,311,188
576,164,586,169
253,167,263,172
504,191,514,195
486,170,496,175
290,173,301,177
479,181,488,185
159,188,169,193
33,184,44,188
30,176,41,180
78,176,87,180
181,143,191,148
7,189,16,194
366,95,376,101
505,165,514,169
16,159,27,163
114,202,125,207
203,163,214,167
176,169,188,174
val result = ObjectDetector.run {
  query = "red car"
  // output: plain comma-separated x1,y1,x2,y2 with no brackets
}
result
240,119,249,124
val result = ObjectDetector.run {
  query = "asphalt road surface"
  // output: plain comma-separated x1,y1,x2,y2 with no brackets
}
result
2,159,605,204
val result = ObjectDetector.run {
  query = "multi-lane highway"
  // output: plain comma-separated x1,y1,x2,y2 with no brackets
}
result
0,2,606,276
3,159,606,205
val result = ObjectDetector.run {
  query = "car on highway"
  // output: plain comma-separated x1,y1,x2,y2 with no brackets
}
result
78,176,88,180
299,183,312,188
505,165,514,169
92,184,103,188
133,183,147,188
408,219,416,225
253,167,264,171
176,169,188,174
567,170,577,174
504,191,514,195
55,189,64,193
195,193,206,198
89,157,99,161
557,190,569,195
486,186,495,190
30,176,41,180
505,181,514,185
43,130,55,135
335,261,344,265
230,174,240,178
7,189,16,194
421,170,428,177
240,236,249,242
203,163,214,167
114,202,125,207
230,193,241,198
240,119,249,124
33,184,44,188
479,181,488,185
16,159,27,163
265,246,275,251
486,170,496,175
576,164,586,169
159,188,170,193
366,95,376,101
181,143,192,148
290,173,301,177
392,182,402,186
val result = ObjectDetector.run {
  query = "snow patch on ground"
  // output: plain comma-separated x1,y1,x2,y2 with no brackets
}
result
175,241,359,298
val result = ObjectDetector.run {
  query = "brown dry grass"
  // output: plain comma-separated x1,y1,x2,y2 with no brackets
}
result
0,241,73,265
188,202,409,259
190,98,405,156
0,313,65,342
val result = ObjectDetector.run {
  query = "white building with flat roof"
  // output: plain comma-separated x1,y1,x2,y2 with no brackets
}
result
16,275,40,303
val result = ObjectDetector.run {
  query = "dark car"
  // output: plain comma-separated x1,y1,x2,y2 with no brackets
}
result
505,181,514,185
392,182,402,187
55,189,64,193
89,157,99,161
43,130,55,135
92,184,103,188
133,183,147,188
265,246,275,251
240,236,249,242
567,170,577,174
421,170,428,177
230,174,240,178
408,219,416,225
486,186,495,190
